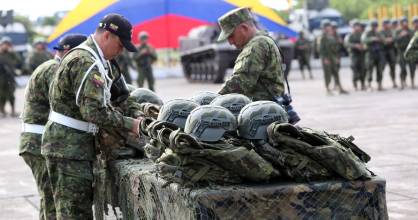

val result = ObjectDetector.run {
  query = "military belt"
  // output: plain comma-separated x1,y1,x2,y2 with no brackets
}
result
22,123,45,134
49,111,99,135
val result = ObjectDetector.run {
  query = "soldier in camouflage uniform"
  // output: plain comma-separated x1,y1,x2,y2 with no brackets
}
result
0,37,22,117
19,34,87,220
361,20,385,90
380,19,398,88
345,20,366,90
115,50,133,84
319,21,348,95
41,14,143,219
405,31,418,62
294,31,313,79
216,7,285,101
133,31,157,91
27,40,53,73
395,17,415,89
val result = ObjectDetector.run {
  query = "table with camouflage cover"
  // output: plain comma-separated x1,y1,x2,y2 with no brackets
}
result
107,159,388,220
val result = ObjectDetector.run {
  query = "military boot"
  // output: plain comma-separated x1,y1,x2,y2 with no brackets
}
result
309,71,314,79
400,80,406,90
377,82,384,91
360,81,366,91
353,81,358,91
392,80,398,88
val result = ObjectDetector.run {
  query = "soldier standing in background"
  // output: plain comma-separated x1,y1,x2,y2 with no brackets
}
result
19,34,87,220
115,50,133,84
216,7,285,101
294,31,313,79
345,20,366,90
133,31,157,91
380,19,398,88
362,20,385,91
331,21,344,75
319,21,348,95
0,37,22,117
395,17,415,89
27,40,53,73
405,29,418,62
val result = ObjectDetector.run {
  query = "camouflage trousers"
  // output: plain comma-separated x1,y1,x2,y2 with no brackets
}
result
398,53,416,82
0,78,16,112
366,52,385,84
322,58,341,89
21,153,56,220
383,49,397,83
45,157,93,220
297,54,311,73
350,54,366,87
137,66,155,91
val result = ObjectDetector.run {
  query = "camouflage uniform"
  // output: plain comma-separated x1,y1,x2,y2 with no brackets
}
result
41,36,138,219
0,48,21,116
115,50,133,84
319,32,344,93
395,28,415,88
405,31,418,62
345,31,366,90
20,58,60,219
218,32,284,100
361,27,385,89
380,28,398,87
28,50,53,73
294,36,312,79
133,43,157,91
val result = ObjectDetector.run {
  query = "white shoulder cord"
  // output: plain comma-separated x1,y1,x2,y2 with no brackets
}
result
73,45,111,107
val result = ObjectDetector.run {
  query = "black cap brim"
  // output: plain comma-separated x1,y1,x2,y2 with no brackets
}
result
121,39,137,52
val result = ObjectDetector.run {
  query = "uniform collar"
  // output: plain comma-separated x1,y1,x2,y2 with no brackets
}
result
90,35,108,65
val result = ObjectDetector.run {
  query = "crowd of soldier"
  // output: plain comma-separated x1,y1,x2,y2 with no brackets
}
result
295,16,418,95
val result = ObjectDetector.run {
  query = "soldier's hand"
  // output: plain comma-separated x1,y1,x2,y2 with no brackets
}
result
323,58,330,65
131,118,142,136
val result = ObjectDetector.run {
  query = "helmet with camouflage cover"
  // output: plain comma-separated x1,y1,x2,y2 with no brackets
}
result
126,84,136,93
210,93,251,117
190,91,220,105
185,105,237,142
217,7,254,42
130,88,163,105
157,99,199,129
238,101,288,141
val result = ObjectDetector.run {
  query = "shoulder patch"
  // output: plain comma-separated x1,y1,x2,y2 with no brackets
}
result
92,74,104,88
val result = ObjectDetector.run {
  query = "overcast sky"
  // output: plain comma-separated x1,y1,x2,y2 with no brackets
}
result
1,0,81,20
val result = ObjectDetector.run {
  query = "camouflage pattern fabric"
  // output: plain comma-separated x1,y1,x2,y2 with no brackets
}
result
218,32,285,101
345,31,367,88
362,29,385,85
395,28,415,83
21,153,56,220
380,29,397,86
45,157,93,220
20,59,59,155
107,159,388,220
405,31,418,61
28,50,53,72
0,50,20,113
319,33,343,89
267,123,372,181
133,43,157,91
217,7,253,41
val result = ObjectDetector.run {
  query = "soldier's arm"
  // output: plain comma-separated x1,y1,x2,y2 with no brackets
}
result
405,32,418,61
73,59,137,132
219,38,268,95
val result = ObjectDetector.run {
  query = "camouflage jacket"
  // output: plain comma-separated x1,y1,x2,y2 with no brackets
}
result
42,36,138,161
405,31,418,61
319,34,339,59
28,50,53,72
361,30,384,53
133,43,157,68
344,32,364,55
380,29,395,50
218,32,284,101
395,28,414,51
20,58,59,155
295,38,311,54
0,50,21,78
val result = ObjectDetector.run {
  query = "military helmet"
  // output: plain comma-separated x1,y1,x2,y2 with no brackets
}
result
370,19,378,26
350,19,360,27
157,99,199,129
190,91,220,105
217,7,253,41
400,16,408,23
126,84,136,93
185,105,237,142
330,21,338,28
210,93,251,117
413,16,418,23
130,88,163,106
238,101,288,141
391,19,399,25
320,19,331,28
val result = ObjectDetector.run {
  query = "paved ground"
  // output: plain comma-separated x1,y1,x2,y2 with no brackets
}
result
1,59,417,219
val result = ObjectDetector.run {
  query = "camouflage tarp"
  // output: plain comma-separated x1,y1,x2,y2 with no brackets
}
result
107,159,388,220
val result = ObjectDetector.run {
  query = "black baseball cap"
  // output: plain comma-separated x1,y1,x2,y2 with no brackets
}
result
98,13,137,52
53,34,87,51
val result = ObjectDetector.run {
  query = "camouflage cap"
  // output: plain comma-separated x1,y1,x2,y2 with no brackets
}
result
217,7,253,42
